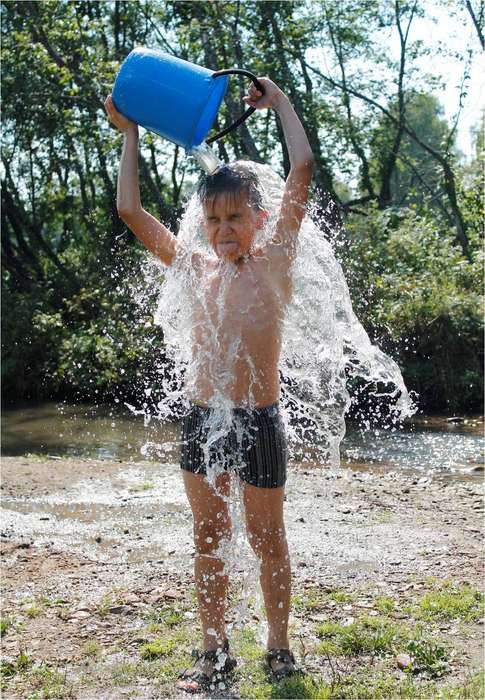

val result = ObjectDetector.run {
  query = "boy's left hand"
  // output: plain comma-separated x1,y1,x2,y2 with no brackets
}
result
243,77,286,111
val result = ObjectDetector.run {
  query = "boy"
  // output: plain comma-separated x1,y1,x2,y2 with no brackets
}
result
104,76,314,691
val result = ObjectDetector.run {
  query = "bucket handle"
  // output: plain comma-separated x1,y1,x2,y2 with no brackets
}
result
206,69,265,144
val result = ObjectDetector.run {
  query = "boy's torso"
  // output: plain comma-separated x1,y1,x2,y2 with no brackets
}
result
188,243,293,409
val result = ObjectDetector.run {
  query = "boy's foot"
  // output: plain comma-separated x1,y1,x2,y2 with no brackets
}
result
266,648,298,681
176,639,237,693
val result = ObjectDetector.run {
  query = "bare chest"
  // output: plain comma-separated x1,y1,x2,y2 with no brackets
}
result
192,255,289,337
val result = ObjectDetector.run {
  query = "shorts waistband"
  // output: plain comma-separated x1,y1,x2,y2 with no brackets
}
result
189,401,279,417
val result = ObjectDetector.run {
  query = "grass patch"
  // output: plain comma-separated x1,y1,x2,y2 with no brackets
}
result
328,668,485,699
0,615,15,636
316,614,451,679
328,590,355,605
233,627,264,661
25,604,43,619
129,481,154,492
374,596,395,614
83,640,102,658
408,581,484,622
109,660,141,686
406,637,449,677
140,637,177,659
144,606,185,629
0,651,30,678
316,616,410,657
24,663,74,699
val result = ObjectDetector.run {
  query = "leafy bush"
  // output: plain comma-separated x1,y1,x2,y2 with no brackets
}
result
343,205,483,412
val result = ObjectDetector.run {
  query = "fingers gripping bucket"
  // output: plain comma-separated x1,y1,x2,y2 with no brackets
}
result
112,48,263,151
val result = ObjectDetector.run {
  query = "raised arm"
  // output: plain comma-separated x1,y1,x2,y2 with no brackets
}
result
104,95,176,267
243,79,314,242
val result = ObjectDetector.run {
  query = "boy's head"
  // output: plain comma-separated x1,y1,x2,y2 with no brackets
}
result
197,163,267,262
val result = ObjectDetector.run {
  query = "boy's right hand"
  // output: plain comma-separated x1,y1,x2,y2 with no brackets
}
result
104,94,138,134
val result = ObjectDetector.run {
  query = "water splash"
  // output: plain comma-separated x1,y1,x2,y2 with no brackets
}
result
189,142,222,175
144,160,416,468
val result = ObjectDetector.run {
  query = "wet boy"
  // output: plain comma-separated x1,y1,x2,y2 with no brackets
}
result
105,77,314,691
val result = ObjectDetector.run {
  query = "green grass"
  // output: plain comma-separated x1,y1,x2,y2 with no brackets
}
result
143,606,185,629
140,637,177,659
23,664,74,699
407,581,484,622
0,651,31,679
25,604,43,619
328,590,355,605
129,481,154,492
0,616,15,636
315,614,450,677
316,616,411,657
374,596,396,614
82,640,102,658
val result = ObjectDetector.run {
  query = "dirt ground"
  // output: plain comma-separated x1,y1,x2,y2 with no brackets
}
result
1,453,483,698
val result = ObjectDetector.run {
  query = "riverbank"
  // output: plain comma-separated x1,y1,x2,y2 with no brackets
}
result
1,455,484,698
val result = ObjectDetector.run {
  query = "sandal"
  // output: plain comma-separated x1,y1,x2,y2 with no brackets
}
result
176,638,237,693
266,648,298,681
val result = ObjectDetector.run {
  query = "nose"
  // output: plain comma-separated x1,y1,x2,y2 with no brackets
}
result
220,220,233,237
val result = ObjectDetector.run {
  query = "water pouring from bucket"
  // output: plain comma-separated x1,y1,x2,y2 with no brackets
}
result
111,47,265,174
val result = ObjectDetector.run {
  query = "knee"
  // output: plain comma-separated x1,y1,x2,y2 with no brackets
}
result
246,522,288,561
193,515,231,556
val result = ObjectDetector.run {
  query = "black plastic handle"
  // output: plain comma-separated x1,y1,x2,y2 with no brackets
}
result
206,69,265,144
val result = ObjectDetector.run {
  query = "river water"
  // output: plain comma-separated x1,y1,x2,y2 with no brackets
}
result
2,402,483,482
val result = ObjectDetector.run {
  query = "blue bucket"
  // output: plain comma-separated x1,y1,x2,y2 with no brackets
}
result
112,47,228,150
112,48,264,151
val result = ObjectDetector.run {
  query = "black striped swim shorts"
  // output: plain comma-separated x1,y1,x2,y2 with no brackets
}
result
180,402,288,488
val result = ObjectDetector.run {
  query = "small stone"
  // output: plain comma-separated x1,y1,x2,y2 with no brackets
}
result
95,536,102,543
296,517,305,523
108,605,131,615
69,610,91,620
396,653,412,670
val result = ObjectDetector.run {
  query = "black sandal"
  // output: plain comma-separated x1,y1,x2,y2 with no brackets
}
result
266,648,298,681
176,638,237,693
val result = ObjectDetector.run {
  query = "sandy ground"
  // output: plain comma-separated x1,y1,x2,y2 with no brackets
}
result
0,454,483,697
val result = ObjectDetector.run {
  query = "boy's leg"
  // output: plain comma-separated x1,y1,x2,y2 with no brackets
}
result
182,470,231,652
242,482,291,650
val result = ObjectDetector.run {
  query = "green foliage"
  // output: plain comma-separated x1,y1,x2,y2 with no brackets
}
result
1,1,482,414
140,637,177,660
344,204,483,412
405,637,449,678
316,615,411,657
406,581,485,622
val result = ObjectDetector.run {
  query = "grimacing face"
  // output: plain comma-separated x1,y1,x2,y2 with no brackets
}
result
202,191,267,263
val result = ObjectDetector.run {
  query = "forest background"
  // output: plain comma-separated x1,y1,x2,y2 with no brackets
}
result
1,0,483,416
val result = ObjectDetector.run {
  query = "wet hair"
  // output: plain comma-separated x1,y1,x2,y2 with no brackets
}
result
197,162,263,211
